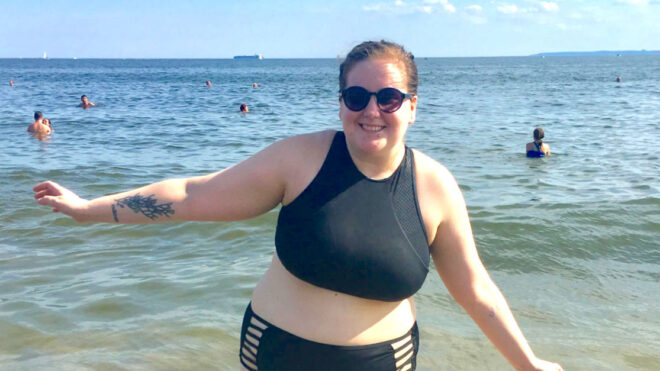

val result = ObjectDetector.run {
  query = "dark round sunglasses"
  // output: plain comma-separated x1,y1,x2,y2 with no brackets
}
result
340,86,413,113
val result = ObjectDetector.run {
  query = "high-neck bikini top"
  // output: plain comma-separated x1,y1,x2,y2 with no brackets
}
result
275,131,430,302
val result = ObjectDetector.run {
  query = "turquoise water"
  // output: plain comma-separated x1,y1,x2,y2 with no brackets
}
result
1,57,658,370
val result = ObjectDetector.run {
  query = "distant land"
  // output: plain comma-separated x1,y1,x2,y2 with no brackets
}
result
531,50,660,57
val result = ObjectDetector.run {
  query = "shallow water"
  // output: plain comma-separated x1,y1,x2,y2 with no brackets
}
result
1,56,659,370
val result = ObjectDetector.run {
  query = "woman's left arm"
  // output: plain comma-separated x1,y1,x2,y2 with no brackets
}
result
428,166,562,371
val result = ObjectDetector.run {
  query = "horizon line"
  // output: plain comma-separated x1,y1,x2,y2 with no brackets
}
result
2,49,659,60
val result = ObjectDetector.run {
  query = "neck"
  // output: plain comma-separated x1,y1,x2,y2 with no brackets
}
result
345,141,406,180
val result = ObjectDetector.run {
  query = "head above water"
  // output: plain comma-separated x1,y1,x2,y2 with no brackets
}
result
533,127,545,141
81,95,88,102
34,111,43,121
339,40,418,95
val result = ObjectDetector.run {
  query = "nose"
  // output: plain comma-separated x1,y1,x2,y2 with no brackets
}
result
362,94,380,117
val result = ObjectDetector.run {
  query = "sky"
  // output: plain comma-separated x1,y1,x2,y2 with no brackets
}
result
1,0,659,58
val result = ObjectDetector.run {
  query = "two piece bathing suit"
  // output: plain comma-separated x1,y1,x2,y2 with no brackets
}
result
240,132,431,370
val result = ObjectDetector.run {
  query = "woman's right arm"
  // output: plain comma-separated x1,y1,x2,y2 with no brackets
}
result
33,135,304,224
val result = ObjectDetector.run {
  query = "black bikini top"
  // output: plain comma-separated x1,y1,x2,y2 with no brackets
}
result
275,132,430,302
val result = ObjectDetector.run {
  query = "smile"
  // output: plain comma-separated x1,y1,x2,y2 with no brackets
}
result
359,123,385,132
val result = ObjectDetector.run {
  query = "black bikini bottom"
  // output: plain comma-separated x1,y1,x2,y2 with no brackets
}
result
239,303,419,371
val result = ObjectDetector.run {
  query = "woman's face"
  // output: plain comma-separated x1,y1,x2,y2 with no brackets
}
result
339,58,417,156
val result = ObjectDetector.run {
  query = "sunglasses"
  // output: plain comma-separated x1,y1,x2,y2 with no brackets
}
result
340,86,413,113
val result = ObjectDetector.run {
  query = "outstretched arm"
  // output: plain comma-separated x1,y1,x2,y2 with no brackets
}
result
429,168,562,371
34,136,297,224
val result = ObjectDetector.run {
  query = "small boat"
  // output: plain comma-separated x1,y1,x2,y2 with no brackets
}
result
42,52,47,59
234,54,263,60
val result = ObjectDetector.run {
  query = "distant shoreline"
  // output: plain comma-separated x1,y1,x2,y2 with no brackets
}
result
2,50,660,59
531,50,660,57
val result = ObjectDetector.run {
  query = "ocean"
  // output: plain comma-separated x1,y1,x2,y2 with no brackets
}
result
1,56,658,370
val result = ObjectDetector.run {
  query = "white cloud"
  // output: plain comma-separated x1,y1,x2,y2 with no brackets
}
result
423,0,455,12
362,0,455,14
497,4,519,14
464,4,486,24
617,0,649,5
363,4,383,11
465,5,482,14
540,2,559,12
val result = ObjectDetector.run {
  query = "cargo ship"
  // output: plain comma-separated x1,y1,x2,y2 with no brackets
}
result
233,54,263,60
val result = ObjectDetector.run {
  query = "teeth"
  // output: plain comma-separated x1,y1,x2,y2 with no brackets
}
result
360,124,385,132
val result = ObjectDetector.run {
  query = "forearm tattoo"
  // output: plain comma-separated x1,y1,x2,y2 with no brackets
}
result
111,193,175,222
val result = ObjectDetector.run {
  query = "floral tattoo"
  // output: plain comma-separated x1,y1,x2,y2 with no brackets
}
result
111,193,175,222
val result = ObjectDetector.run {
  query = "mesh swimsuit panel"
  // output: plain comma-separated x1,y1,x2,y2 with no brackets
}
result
275,131,430,302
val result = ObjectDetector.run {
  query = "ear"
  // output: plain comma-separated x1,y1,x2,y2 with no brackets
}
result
408,95,418,125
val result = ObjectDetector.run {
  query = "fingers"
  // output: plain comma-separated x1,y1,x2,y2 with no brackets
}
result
34,180,65,193
34,189,50,200
36,195,60,208
33,180,57,192
33,180,66,197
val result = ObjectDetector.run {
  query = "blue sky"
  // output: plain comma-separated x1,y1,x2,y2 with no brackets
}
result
1,0,658,58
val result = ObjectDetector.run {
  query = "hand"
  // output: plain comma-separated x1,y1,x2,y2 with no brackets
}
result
33,181,90,222
529,358,563,371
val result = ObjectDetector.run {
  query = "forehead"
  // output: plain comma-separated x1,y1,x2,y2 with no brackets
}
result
345,58,407,90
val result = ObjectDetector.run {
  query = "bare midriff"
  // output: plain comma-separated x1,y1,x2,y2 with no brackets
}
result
250,253,417,346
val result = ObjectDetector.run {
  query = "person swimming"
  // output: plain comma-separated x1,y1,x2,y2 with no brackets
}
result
78,95,96,109
239,103,249,113
43,118,53,131
206,80,212,87
27,111,51,135
526,127,551,158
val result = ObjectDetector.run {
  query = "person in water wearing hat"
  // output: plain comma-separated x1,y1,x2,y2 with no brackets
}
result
526,127,551,158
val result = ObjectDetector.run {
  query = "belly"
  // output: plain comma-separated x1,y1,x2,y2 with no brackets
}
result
250,253,417,346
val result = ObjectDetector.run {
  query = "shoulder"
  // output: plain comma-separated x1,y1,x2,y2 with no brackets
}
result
276,129,335,150
411,149,457,192
265,130,335,164
412,149,465,231
272,130,336,204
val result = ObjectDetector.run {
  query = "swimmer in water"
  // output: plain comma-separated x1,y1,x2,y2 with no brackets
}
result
240,103,249,113
253,83,258,88
9,80,14,86
526,127,551,158
27,111,51,135
206,80,212,87
43,118,53,132
78,95,96,109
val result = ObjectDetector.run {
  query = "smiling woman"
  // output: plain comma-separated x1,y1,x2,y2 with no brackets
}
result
32,40,562,371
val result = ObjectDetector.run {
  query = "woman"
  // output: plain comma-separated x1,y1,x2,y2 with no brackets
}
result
43,118,53,132
33,41,562,371
526,127,550,158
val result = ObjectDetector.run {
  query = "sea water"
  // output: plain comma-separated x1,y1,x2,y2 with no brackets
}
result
1,56,658,370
